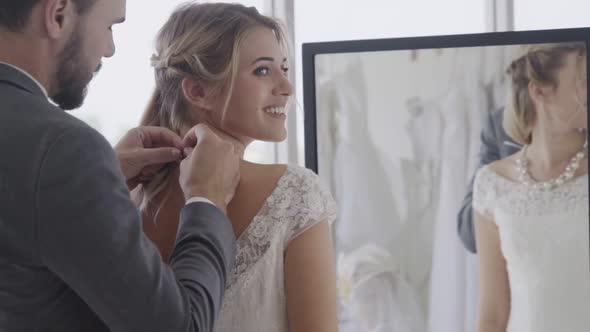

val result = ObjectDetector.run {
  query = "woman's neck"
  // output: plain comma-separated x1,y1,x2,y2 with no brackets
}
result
527,126,587,174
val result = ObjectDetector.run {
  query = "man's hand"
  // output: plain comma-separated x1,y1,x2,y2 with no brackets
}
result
179,124,240,213
115,126,184,190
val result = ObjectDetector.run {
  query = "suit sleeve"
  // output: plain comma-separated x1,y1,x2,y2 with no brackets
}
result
457,111,501,253
35,125,235,332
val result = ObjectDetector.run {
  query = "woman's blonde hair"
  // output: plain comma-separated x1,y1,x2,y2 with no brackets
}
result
137,2,287,212
503,42,586,145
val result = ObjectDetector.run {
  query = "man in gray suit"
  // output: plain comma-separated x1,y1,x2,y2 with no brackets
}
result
457,108,520,253
0,0,240,331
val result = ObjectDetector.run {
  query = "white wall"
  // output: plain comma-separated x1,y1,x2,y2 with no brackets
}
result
514,0,590,30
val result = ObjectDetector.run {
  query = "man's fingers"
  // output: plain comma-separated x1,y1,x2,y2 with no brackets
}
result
182,128,198,149
141,126,184,150
183,147,194,158
141,164,164,177
136,147,182,167
182,123,221,148
182,125,202,148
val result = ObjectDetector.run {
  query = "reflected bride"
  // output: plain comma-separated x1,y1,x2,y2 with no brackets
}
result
473,42,589,332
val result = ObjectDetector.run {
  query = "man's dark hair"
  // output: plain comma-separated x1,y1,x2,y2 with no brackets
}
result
0,0,97,32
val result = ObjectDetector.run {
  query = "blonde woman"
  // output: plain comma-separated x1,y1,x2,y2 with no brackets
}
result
473,42,589,332
132,3,338,332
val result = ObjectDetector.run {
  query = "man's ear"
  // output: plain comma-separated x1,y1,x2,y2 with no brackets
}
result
44,0,76,39
181,77,214,111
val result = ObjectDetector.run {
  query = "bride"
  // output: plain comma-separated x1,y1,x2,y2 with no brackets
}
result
473,42,590,332
132,3,338,331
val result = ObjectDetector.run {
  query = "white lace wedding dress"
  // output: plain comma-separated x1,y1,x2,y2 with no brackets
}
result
214,165,337,332
473,165,590,332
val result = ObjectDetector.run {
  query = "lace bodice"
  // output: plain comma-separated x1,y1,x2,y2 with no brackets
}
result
473,165,588,218
473,165,590,332
214,165,337,332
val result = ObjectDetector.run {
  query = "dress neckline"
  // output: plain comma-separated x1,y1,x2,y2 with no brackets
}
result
481,164,588,189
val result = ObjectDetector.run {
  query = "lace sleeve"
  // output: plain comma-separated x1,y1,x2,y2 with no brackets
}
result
283,166,337,247
472,166,495,220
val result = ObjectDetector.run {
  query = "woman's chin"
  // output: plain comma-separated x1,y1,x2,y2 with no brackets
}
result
275,129,288,142
261,130,288,143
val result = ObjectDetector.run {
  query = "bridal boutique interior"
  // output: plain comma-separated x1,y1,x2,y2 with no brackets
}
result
68,1,590,332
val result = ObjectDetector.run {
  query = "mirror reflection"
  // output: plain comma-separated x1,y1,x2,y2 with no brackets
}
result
312,42,589,332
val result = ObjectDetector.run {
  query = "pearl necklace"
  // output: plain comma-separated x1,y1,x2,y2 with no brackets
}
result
516,138,588,191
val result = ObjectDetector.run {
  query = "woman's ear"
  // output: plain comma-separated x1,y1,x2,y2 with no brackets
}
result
528,80,551,105
181,77,214,111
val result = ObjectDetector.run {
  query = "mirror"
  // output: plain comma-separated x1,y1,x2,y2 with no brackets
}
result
303,29,590,332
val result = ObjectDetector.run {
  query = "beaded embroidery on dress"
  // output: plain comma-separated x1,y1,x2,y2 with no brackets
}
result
473,165,590,332
214,165,337,332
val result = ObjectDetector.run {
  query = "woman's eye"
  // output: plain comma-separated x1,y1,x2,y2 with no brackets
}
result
254,67,270,76
281,66,290,75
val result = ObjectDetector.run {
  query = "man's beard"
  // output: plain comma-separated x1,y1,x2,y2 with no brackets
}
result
51,29,99,110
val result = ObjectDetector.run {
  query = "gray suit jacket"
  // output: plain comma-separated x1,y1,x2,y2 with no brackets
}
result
0,63,235,331
457,109,520,253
